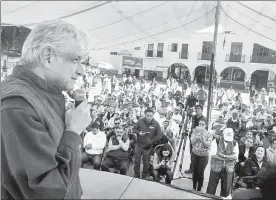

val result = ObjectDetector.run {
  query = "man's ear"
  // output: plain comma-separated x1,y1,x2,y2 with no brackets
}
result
40,46,54,69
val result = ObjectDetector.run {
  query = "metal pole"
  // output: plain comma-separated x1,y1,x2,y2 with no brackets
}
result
206,1,221,127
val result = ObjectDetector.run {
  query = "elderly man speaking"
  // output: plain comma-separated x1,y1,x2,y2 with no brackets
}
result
1,20,91,199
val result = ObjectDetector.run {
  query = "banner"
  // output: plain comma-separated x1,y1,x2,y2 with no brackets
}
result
122,56,143,68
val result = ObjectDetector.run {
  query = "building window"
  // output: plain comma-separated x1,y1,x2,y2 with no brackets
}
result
134,47,140,50
157,43,164,57
171,43,178,52
202,41,212,53
221,67,245,82
147,43,154,57
253,44,269,57
110,52,118,55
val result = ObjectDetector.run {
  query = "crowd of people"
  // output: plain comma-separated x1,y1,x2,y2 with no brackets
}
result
1,20,275,200
64,69,276,199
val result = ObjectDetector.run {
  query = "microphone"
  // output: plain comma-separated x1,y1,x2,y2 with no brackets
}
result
73,89,86,107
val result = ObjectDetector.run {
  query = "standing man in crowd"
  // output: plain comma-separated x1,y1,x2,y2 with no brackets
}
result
132,109,162,179
185,105,206,174
197,85,207,107
226,86,235,101
249,85,257,104
1,20,91,199
215,85,225,107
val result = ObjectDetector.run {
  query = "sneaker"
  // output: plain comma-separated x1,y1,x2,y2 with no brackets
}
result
185,168,193,174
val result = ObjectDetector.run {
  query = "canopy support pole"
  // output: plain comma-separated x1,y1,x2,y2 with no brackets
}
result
206,1,221,127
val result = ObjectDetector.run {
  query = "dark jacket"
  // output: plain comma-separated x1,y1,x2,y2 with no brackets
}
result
244,154,270,188
1,65,82,199
238,143,255,162
107,135,129,160
132,118,162,149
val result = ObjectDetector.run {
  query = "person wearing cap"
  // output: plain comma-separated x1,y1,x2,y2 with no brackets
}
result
157,98,167,119
185,105,206,174
212,115,226,144
132,108,162,179
215,85,225,107
206,128,239,197
190,118,213,191
226,110,241,141
262,130,276,150
82,122,106,170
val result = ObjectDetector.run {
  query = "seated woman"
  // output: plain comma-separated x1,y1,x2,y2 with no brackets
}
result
242,146,270,189
266,138,276,166
101,125,130,175
152,143,174,185
235,136,255,177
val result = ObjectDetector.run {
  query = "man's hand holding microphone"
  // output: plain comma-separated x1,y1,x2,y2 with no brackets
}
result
65,89,91,135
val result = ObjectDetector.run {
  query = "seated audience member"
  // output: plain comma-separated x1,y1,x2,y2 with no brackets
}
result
262,130,276,150
240,131,254,144
101,125,130,175
242,146,269,188
82,122,106,170
235,136,255,177
232,152,276,200
152,143,174,184
226,110,241,140
266,138,276,166
106,117,122,141
206,128,239,197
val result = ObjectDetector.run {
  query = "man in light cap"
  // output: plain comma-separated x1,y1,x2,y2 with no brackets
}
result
1,20,91,199
92,95,105,116
206,128,239,197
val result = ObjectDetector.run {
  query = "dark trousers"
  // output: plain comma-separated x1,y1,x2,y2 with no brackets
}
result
206,168,234,197
188,142,193,170
134,145,151,178
153,167,173,184
101,157,128,175
81,152,102,170
191,153,208,191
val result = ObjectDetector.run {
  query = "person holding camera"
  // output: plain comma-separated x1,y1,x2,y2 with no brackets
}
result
152,143,174,184
132,108,162,179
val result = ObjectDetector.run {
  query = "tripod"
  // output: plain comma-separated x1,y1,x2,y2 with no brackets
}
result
172,111,193,180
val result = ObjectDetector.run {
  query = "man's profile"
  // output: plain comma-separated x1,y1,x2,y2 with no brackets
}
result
1,20,91,199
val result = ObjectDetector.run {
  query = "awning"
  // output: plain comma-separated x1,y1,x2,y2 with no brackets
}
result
2,1,276,51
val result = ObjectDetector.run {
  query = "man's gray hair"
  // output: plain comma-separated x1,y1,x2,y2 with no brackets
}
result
20,20,88,67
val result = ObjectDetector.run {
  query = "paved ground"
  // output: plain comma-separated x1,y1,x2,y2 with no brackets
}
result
84,81,250,197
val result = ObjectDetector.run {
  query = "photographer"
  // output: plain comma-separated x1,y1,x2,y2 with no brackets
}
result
152,143,174,184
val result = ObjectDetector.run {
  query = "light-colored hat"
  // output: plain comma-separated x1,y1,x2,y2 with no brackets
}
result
223,128,234,142
261,88,266,91
97,96,104,101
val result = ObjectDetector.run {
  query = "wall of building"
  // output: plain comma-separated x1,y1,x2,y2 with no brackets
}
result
90,29,276,89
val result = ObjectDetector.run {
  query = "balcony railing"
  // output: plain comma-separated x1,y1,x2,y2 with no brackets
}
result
197,52,212,60
145,50,163,58
179,52,189,59
250,55,276,64
225,54,246,63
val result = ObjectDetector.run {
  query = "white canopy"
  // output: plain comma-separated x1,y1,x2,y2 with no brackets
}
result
2,1,276,51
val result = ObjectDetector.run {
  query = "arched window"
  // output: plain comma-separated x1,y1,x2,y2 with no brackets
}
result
220,67,245,82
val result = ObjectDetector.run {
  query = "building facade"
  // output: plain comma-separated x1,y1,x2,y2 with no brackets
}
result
91,28,276,90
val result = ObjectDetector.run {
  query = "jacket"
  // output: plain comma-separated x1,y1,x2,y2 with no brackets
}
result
266,147,276,165
132,117,162,148
152,144,174,170
1,65,82,199
107,135,129,160
244,154,270,188
238,143,255,162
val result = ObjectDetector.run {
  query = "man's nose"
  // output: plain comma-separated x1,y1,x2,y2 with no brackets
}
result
76,64,85,76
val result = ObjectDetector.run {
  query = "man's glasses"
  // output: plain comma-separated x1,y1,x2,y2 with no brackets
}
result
199,123,205,126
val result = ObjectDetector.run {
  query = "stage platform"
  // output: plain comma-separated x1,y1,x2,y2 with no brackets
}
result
80,169,222,199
